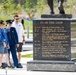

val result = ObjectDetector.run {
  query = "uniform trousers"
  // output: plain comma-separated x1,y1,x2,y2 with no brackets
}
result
8,45,19,67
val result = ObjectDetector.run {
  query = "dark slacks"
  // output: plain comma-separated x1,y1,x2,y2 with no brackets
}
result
8,45,19,67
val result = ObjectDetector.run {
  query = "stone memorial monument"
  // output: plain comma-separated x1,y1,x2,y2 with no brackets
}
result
27,1,76,72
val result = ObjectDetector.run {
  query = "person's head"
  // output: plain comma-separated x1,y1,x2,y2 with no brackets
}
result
0,20,5,28
14,15,19,23
6,20,12,28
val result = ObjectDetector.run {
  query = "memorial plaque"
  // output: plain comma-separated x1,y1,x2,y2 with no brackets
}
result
33,19,71,61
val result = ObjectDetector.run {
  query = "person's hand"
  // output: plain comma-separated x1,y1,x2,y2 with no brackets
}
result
3,42,6,48
16,44,19,48
7,45,10,49
22,40,25,45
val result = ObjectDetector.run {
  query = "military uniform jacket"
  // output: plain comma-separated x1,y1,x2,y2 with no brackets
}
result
6,27,19,45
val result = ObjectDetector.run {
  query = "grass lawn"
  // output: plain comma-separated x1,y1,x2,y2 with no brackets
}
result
71,53,76,58
24,20,33,30
21,54,33,58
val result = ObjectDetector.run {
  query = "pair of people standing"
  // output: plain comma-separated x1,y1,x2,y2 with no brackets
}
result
5,20,20,68
6,15,25,68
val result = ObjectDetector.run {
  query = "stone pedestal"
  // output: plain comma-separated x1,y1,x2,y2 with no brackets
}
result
27,60,76,72
27,14,76,72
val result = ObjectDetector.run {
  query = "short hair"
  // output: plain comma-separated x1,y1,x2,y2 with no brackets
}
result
0,20,4,24
14,15,19,18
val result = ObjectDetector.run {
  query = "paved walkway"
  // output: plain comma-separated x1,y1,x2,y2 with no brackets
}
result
0,58,76,75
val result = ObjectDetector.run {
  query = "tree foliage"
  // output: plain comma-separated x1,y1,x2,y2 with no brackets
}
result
13,0,26,5
23,0,37,18
36,0,47,17
0,0,76,17
23,0,47,18
1,0,21,15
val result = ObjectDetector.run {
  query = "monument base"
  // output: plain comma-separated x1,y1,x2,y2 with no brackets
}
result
41,14,72,18
27,60,76,72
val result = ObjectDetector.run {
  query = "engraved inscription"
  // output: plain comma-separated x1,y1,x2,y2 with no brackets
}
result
33,20,71,60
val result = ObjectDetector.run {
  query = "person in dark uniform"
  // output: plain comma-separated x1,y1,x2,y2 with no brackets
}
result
5,20,22,68
47,0,65,14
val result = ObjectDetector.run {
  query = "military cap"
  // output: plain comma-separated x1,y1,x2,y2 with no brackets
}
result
6,20,13,24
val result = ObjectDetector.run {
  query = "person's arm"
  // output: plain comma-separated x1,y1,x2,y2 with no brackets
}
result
4,29,9,45
5,29,10,49
22,35,25,45
13,28,19,44
1,30,6,47
13,28,19,47
2,30,6,42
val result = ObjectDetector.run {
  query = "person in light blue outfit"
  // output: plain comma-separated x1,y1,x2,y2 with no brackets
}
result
0,20,6,68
